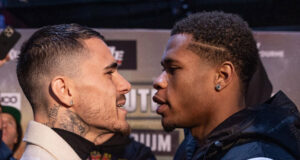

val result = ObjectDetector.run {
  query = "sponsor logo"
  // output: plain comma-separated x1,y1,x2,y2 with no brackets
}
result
124,88,158,114
257,42,285,58
259,50,284,58
108,46,124,66
106,40,137,70
131,129,179,155
0,92,21,110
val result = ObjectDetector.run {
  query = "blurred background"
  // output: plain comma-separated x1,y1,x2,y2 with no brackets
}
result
1,0,300,30
1,1,300,160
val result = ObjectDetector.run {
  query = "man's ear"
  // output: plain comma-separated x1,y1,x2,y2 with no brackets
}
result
50,76,74,107
214,61,235,91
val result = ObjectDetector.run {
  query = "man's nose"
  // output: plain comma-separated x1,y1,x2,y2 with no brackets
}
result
2,119,7,128
153,72,168,90
116,73,132,94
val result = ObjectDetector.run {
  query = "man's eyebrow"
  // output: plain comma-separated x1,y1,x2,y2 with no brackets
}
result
161,58,179,66
104,62,118,70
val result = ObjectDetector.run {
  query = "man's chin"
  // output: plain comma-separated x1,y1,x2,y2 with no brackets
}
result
113,121,131,136
162,121,176,132
120,126,131,136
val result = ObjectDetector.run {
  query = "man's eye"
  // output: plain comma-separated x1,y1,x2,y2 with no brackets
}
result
166,67,178,74
161,65,179,74
106,70,114,75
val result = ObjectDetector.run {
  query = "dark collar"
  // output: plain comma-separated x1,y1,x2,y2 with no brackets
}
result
53,128,94,159
195,91,300,158
52,128,131,159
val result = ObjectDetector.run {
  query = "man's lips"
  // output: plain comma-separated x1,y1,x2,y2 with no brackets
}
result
152,95,168,114
117,95,126,107
116,95,127,116
152,95,166,105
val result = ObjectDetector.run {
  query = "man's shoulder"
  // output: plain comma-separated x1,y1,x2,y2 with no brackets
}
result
128,137,152,151
0,141,15,160
21,121,57,160
23,121,64,146
22,121,81,160
222,141,296,160
21,144,56,160
126,137,156,160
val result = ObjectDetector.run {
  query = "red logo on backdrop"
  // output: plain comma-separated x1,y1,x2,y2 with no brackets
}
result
106,40,137,70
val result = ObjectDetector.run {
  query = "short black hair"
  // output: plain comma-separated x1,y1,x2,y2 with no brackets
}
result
16,24,104,111
171,11,259,92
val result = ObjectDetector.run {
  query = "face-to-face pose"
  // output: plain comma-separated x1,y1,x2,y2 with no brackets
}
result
17,24,131,144
69,37,131,135
153,34,218,132
153,11,259,140
17,24,157,160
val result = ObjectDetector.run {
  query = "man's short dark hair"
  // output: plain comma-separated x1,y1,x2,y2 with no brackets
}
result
16,24,104,111
171,11,259,93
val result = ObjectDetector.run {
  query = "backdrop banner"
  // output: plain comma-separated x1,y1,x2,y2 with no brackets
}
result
0,29,299,160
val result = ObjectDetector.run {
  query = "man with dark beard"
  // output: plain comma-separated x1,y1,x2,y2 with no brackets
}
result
17,24,155,160
153,11,300,159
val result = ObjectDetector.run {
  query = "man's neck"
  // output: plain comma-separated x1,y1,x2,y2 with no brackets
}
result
35,104,114,145
191,89,246,142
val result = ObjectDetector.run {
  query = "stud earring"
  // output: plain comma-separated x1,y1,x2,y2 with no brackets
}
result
70,100,73,106
215,84,221,91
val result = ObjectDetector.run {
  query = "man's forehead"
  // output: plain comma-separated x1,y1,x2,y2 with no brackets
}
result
1,113,15,120
83,38,115,65
161,37,192,66
83,38,108,53
166,34,192,50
